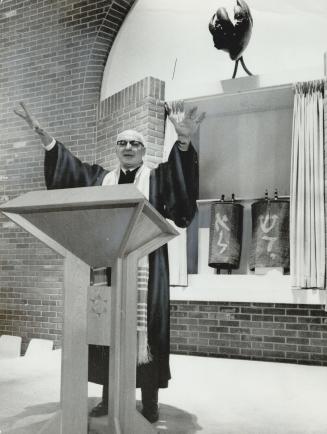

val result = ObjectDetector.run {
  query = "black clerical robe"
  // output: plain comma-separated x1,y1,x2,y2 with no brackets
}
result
45,140,198,389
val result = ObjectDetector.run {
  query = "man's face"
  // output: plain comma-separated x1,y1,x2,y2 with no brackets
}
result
115,131,146,169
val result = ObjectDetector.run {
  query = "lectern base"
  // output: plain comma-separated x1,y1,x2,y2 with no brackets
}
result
92,411,157,434
37,409,158,434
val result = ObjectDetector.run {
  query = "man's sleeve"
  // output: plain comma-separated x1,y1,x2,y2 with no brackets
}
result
156,142,199,228
45,141,108,189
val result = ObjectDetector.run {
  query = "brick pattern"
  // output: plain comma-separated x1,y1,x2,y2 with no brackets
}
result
0,0,135,353
96,77,166,170
170,301,327,366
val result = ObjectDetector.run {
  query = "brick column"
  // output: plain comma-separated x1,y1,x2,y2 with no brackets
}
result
96,77,166,170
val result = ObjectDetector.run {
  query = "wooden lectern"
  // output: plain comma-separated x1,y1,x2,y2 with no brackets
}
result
1,184,178,434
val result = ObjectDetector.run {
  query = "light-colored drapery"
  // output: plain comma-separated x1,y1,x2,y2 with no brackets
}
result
290,80,325,289
164,101,188,286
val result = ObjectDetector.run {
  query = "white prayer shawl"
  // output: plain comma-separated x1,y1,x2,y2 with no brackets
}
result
102,165,152,364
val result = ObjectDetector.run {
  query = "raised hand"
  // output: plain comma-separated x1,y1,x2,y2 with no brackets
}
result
165,103,206,151
14,102,42,131
14,102,53,147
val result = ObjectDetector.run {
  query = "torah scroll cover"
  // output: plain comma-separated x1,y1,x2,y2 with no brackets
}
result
208,202,244,269
249,200,290,272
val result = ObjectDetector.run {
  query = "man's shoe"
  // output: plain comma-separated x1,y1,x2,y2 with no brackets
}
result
141,408,159,424
89,400,108,417
141,386,159,423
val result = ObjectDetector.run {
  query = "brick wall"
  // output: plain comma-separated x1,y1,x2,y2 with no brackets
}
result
170,301,327,366
0,0,135,353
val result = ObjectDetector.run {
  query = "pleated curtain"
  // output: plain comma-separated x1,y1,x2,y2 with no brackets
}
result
163,101,188,286
290,81,325,289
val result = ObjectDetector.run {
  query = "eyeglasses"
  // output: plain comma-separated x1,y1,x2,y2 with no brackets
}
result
116,140,144,149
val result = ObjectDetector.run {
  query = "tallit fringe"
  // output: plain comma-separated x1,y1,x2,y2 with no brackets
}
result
137,261,150,365
137,330,152,365
102,168,153,366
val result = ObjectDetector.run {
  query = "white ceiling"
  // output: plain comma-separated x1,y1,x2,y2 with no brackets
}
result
101,0,327,101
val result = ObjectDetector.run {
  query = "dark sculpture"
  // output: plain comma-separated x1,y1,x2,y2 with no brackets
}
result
209,0,254,79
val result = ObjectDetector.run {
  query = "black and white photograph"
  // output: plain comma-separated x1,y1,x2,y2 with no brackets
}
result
0,0,327,433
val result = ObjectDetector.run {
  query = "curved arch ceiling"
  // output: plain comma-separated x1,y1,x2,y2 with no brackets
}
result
101,0,327,101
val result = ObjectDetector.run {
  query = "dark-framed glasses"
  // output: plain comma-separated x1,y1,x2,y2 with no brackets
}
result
116,140,144,149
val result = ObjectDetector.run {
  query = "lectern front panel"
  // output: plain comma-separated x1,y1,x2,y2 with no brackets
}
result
87,285,111,346
124,211,163,255
19,206,135,267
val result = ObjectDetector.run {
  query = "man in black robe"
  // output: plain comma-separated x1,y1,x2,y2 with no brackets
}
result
14,102,204,423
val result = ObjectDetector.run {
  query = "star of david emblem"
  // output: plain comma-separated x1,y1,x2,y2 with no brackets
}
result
90,293,108,318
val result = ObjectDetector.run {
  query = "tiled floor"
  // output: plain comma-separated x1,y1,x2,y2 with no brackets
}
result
1,351,327,433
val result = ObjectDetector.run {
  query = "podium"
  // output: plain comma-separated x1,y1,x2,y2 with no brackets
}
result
0,184,178,434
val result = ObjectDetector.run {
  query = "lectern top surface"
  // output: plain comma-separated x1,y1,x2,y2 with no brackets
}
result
0,183,179,265
0,184,145,212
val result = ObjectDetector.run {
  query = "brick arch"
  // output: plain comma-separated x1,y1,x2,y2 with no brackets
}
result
82,0,136,104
